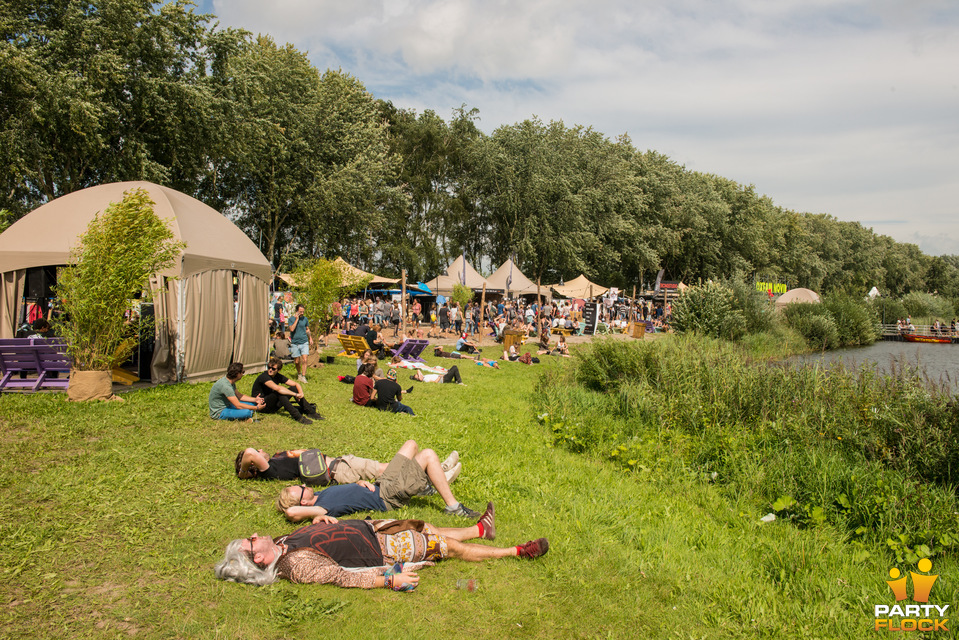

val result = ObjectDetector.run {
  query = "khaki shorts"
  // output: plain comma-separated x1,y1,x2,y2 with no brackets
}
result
332,455,382,484
378,453,428,509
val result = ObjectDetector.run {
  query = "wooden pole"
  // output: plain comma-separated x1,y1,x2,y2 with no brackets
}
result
479,283,487,345
401,269,407,335
536,278,542,321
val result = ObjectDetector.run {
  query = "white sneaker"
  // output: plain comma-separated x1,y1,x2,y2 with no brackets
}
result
441,451,460,472
444,461,462,484
298,374,307,383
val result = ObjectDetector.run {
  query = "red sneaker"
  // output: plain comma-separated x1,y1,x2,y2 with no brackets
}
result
518,538,549,559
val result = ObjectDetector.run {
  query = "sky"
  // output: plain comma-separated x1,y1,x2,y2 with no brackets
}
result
200,0,959,256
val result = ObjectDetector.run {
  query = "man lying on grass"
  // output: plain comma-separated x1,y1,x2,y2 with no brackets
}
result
214,504,549,589
235,442,460,487
276,440,478,519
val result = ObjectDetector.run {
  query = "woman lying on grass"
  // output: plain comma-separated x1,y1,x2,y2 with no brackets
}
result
214,504,549,590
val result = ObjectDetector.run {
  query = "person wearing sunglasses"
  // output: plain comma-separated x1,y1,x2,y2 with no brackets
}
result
275,439,475,519
214,503,549,589
234,443,460,487
250,357,323,425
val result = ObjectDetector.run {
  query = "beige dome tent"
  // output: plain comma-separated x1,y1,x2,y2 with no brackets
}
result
0,181,272,382
775,287,822,310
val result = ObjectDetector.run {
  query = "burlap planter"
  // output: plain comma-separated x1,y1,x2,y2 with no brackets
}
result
68,370,117,402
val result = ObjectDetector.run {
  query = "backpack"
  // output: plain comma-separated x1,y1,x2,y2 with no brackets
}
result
519,351,532,365
298,449,334,486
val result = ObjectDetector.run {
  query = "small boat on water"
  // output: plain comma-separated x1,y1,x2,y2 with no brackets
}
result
903,333,954,344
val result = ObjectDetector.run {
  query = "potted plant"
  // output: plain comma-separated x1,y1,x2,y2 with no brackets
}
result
54,188,183,401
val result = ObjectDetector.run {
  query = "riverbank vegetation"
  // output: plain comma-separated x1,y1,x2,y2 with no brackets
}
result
537,337,959,566
670,278,883,351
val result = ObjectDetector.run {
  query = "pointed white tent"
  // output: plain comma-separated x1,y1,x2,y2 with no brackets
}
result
425,256,494,295
486,258,547,298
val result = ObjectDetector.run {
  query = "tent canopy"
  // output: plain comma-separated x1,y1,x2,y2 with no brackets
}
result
277,258,399,290
486,258,547,298
425,256,495,295
775,287,822,309
0,181,271,281
333,257,400,286
548,274,608,299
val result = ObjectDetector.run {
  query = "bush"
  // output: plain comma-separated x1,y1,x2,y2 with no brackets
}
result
902,292,953,319
671,281,745,340
726,277,774,334
822,296,879,347
782,303,839,350
54,188,183,370
868,297,907,325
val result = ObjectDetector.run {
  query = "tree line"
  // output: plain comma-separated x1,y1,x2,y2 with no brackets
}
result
3,0,957,297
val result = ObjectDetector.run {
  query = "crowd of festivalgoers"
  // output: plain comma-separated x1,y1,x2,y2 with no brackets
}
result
267,291,673,347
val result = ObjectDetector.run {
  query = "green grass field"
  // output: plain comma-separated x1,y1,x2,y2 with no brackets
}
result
1,343,952,639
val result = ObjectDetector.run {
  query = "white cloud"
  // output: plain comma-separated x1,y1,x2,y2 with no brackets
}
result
206,0,959,255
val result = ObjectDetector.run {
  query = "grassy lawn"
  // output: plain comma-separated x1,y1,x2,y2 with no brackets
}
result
1,343,946,639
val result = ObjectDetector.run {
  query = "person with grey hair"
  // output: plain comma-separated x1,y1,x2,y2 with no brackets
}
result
213,504,549,589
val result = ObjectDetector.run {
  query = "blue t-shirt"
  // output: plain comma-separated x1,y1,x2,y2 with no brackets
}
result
289,315,310,345
311,483,388,517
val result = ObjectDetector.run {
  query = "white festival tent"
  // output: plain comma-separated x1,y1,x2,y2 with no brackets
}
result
485,258,549,299
424,256,494,296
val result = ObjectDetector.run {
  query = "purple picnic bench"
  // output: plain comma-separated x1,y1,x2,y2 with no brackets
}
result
390,339,430,363
0,338,71,392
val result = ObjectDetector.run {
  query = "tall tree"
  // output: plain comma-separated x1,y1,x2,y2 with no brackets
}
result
0,0,221,216
213,35,321,265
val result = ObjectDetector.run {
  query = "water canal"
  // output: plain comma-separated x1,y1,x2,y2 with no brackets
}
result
789,339,959,394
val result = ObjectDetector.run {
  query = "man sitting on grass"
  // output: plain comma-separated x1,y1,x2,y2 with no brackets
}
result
209,363,265,421
374,368,415,415
214,503,549,589
276,439,476,519
251,357,323,425
455,332,481,354
235,443,460,486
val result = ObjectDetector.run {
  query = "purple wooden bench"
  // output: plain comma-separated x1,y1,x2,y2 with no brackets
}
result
0,338,71,392
390,339,430,363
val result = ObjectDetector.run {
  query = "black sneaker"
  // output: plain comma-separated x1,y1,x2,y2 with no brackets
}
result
307,412,325,420
405,386,414,394
418,483,437,497
297,416,313,425
444,503,480,518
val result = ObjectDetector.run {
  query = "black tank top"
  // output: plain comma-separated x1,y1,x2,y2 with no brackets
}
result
278,520,383,567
